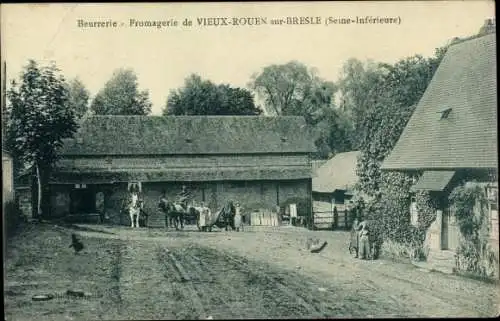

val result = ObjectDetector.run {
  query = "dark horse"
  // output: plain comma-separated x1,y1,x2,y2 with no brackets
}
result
213,201,236,231
158,199,188,230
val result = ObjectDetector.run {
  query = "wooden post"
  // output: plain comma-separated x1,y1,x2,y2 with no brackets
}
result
307,178,313,229
276,183,280,207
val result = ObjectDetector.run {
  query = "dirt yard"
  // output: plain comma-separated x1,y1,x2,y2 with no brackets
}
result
4,223,499,320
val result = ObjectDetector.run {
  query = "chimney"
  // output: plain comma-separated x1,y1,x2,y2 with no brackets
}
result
478,18,496,35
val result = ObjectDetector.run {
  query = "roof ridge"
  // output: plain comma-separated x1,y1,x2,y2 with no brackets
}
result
447,31,496,48
84,115,306,119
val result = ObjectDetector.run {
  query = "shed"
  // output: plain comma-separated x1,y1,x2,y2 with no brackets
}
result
312,151,361,229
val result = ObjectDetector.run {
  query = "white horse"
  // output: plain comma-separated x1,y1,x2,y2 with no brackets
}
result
128,192,143,228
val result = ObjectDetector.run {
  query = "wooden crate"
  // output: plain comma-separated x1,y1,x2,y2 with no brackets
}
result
250,210,279,226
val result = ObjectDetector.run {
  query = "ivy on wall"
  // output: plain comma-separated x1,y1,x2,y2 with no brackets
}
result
352,51,446,260
414,190,438,230
449,183,498,278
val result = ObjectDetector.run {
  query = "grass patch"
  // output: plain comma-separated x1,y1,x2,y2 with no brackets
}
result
452,270,500,285
380,239,426,263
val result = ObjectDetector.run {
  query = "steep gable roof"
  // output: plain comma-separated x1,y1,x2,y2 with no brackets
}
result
382,33,497,171
311,159,327,173
59,115,316,156
312,151,360,193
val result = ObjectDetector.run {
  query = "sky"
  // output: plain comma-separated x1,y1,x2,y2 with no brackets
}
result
1,1,495,115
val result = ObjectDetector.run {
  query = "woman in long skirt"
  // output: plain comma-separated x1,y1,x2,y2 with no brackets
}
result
234,202,243,232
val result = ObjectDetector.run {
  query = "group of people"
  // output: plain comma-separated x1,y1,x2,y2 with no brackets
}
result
351,218,371,260
158,185,245,231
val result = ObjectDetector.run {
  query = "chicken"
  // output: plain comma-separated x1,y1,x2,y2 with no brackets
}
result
69,233,84,254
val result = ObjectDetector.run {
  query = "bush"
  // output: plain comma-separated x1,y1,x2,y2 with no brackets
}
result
449,183,498,279
381,231,427,262
455,240,498,278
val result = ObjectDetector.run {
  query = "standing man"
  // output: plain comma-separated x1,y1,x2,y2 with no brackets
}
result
333,206,339,230
159,189,170,228
177,185,192,211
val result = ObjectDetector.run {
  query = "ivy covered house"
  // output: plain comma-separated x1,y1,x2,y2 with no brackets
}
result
381,32,497,276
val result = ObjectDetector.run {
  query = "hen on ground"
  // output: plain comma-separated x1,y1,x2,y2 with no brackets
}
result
69,233,84,254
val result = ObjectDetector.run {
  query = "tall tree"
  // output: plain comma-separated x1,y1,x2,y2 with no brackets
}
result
91,68,152,115
5,60,78,218
249,61,335,118
250,61,353,158
336,58,387,149
163,74,261,116
67,78,90,119
316,107,355,158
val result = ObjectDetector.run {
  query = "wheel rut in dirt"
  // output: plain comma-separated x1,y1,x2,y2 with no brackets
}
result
157,244,408,319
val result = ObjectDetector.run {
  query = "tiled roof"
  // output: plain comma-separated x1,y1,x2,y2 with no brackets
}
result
382,33,497,171
312,151,360,193
410,171,455,192
59,115,316,156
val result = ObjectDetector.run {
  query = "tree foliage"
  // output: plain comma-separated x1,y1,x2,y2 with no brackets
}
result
311,107,354,159
355,53,444,197
91,68,152,115
449,183,498,278
336,58,386,149
67,78,90,119
5,60,78,217
249,61,335,117
164,74,261,116
250,61,354,158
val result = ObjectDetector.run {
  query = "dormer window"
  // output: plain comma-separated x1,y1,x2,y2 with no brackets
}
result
185,138,193,143
280,137,287,143
438,108,452,120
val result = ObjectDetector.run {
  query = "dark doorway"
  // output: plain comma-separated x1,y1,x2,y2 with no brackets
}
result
70,187,96,214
